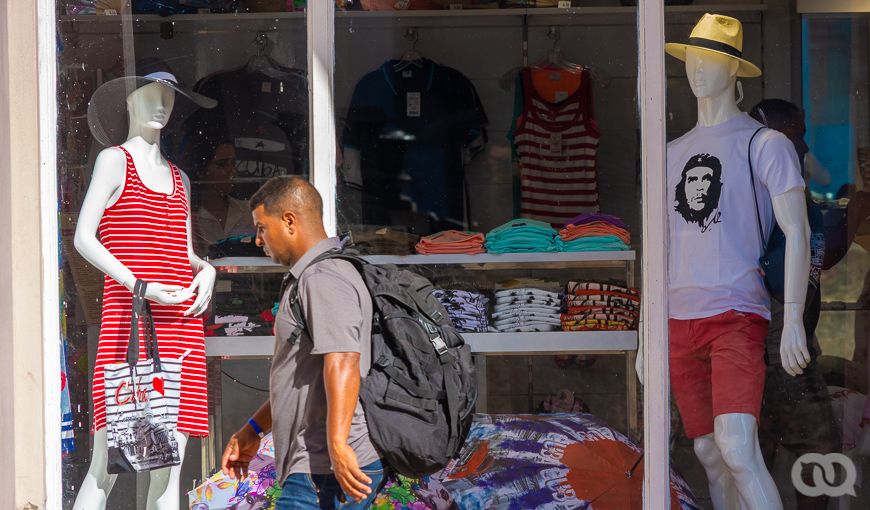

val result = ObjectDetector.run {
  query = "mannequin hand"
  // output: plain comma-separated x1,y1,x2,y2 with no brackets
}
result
183,264,215,317
780,306,810,376
142,282,192,306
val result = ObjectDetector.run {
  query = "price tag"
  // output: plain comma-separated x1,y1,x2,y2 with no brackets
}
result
549,133,563,155
558,1,572,8
103,9,118,15
407,92,421,118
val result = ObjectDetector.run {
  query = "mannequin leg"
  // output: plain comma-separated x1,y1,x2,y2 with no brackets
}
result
714,413,782,510
72,428,119,510
146,431,189,510
694,433,743,510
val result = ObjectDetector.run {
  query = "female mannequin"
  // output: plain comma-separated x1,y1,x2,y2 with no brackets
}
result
73,73,216,510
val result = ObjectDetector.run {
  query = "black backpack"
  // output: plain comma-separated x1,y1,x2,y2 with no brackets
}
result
284,248,477,477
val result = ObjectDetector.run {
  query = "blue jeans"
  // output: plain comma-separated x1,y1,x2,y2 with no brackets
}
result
276,459,385,510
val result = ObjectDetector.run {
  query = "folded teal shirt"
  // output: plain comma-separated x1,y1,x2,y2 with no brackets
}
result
561,235,629,252
486,218,560,253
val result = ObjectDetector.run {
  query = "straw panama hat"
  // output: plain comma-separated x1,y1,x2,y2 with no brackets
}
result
665,13,762,78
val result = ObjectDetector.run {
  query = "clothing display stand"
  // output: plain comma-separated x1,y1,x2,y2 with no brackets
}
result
203,251,638,475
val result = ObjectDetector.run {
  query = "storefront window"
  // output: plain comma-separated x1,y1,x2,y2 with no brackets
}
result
332,4,666,508
56,2,307,507
666,3,870,507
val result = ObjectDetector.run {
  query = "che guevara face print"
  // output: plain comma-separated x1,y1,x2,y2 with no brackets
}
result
675,153,723,233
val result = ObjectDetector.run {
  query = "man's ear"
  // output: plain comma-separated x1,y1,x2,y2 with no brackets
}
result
282,210,297,235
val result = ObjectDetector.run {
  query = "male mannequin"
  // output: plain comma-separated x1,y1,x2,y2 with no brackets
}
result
638,14,811,509
73,69,216,510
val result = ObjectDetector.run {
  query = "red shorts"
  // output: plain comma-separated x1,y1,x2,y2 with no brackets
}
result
669,309,768,439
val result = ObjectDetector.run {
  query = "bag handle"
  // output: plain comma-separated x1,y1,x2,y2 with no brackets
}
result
747,126,767,253
127,279,162,371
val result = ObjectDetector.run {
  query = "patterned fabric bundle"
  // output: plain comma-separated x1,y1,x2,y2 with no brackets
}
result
433,289,491,333
559,213,631,252
492,281,562,332
561,281,640,331
416,230,486,255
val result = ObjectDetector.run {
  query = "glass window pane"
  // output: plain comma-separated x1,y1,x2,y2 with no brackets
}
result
56,2,307,507
667,4,870,507
333,3,659,508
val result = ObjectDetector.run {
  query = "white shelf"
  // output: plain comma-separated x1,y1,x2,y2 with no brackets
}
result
464,331,636,355
205,330,636,357
211,250,635,273
58,4,766,25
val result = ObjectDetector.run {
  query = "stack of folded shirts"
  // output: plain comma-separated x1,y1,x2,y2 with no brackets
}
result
559,213,631,252
349,227,420,255
485,218,560,254
416,230,486,255
492,285,562,332
561,281,640,331
433,289,491,333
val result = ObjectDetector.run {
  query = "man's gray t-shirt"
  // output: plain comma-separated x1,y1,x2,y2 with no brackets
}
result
271,237,379,482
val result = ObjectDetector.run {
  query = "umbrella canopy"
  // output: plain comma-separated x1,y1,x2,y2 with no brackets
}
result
416,413,700,510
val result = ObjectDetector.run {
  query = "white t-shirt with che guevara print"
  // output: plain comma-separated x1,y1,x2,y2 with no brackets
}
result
667,113,804,320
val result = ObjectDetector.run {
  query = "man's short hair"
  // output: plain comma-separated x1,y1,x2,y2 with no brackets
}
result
249,176,324,220
749,99,801,129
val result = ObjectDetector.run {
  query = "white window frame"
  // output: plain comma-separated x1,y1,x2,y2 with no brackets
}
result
38,1,670,508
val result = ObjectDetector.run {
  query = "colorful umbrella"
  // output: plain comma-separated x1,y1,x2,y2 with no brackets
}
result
189,414,700,510
415,414,700,510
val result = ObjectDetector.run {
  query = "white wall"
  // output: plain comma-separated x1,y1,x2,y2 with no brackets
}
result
0,0,47,507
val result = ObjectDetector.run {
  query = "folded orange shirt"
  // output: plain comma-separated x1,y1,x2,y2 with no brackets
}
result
415,230,486,255
559,221,631,245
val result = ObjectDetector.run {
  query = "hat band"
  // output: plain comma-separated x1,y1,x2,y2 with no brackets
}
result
688,37,742,59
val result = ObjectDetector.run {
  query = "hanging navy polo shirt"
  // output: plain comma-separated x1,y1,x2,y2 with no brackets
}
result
342,58,488,231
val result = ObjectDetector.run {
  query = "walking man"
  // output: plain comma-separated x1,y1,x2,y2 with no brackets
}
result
221,176,383,509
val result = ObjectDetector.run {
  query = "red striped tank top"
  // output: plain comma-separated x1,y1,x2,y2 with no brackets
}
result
513,67,600,226
92,146,208,437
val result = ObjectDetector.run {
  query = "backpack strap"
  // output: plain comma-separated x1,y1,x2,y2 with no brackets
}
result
747,126,767,253
284,249,368,346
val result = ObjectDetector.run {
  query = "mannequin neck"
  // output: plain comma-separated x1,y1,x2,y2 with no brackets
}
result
122,136,167,169
696,81,742,127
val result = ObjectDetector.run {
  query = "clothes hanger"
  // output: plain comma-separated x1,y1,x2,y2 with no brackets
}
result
245,33,295,79
499,27,612,91
393,28,425,72
532,27,584,72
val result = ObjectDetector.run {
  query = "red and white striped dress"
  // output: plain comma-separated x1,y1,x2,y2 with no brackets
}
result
513,67,600,226
92,146,209,437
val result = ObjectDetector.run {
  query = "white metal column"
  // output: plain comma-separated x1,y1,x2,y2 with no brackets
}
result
308,2,338,236
638,0,670,508
38,0,62,506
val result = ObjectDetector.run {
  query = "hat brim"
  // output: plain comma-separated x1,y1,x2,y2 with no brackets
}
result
665,42,762,78
87,75,217,147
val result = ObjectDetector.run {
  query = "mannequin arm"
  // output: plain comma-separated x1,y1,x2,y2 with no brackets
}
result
74,148,137,290
772,188,811,376
180,172,215,316
74,148,189,305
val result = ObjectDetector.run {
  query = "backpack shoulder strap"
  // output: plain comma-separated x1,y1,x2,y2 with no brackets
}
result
747,126,767,252
285,249,368,345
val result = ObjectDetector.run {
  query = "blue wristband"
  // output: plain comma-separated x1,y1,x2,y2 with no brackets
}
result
247,417,265,438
